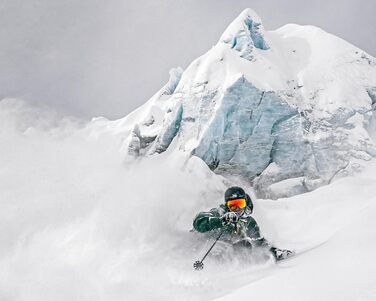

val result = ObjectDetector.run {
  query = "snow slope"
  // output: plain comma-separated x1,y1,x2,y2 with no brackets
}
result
214,164,376,301
1,99,376,301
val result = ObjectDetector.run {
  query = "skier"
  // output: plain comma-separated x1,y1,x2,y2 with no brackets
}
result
193,186,293,261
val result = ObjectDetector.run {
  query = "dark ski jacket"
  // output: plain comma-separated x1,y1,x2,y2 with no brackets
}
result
193,204,263,244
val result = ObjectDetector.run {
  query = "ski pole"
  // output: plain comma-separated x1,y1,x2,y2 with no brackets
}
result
193,229,225,271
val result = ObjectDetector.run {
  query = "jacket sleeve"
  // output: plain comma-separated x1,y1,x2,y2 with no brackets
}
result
246,216,262,239
193,208,223,233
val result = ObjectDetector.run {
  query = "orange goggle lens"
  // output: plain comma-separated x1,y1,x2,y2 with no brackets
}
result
226,198,246,210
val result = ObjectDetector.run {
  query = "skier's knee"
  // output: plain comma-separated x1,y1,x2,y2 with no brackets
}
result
233,238,253,249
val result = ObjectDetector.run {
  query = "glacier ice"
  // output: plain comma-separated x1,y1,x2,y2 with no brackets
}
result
153,103,183,154
162,67,184,96
220,8,269,60
191,76,297,179
127,71,376,199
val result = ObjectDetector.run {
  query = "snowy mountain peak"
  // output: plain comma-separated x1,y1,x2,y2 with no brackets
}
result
219,8,269,60
99,9,376,199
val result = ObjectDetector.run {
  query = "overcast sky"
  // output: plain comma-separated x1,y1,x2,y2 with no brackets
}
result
1,0,375,120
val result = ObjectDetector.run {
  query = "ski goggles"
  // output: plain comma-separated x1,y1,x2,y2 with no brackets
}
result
226,198,246,210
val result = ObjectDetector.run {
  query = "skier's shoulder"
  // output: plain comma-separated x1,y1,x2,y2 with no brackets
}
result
195,203,225,218
218,203,227,213
208,203,226,215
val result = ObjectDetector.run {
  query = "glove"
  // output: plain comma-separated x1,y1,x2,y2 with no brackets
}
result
221,212,238,226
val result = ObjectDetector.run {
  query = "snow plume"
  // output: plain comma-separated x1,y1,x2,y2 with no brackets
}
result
0,99,240,300
2,99,376,300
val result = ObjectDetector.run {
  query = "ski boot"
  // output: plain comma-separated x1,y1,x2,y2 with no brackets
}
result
270,247,295,261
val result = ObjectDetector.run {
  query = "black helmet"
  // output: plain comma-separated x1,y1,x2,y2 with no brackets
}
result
224,186,253,212
224,186,246,201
